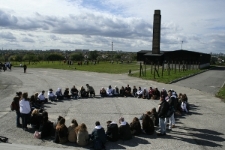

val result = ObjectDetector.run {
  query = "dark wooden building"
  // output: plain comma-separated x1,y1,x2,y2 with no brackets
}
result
137,49,211,68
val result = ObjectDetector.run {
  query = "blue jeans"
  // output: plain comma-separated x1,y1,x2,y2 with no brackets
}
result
49,96,56,101
159,118,166,134
16,111,21,126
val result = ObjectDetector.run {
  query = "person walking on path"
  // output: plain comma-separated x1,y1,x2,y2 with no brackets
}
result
23,64,27,73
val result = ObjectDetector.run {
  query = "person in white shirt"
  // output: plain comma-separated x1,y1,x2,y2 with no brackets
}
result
38,90,48,103
136,87,143,98
48,89,56,102
19,92,31,131
107,85,113,96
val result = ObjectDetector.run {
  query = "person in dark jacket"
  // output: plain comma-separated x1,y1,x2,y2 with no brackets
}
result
30,109,42,130
39,116,53,139
150,107,159,127
118,117,132,140
54,118,68,144
63,88,70,99
142,114,154,135
106,121,119,142
157,96,169,136
71,86,78,99
91,121,106,149
132,86,138,97
130,117,142,136
13,92,22,127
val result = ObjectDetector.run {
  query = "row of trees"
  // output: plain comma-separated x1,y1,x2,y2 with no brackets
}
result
0,51,137,63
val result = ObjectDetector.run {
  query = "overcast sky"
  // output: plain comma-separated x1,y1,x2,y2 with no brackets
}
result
0,0,224,53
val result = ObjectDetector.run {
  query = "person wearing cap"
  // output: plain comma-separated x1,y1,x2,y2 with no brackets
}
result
106,85,113,96
90,121,106,149
157,96,169,136
86,84,95,97
48,89,56,102
38,90,48,103
118,117,132,140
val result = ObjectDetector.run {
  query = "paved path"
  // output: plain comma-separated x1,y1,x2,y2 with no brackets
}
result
173,66,225,95
0,68,225,150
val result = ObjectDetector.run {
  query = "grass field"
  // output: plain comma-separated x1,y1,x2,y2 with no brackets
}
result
129,66,203,83
12,61,139,74
216,85,225,102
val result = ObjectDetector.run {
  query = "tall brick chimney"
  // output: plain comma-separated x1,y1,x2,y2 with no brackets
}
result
152,10,161,54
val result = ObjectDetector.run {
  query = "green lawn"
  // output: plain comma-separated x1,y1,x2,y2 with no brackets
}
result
12,61,139,74
129,66,203,83
216,85,225,102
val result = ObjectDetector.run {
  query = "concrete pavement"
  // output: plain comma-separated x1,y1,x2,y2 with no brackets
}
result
0,68,225,149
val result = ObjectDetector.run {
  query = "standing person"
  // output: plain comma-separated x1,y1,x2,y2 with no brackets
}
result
91,121,106,150
157,96,169,136
23,64,27,73
106,121,119,142
166,92,176,130
12,92,22,127
19,92,31,131
75,123,89,146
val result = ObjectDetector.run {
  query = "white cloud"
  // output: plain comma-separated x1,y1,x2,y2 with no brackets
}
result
0,0,224,53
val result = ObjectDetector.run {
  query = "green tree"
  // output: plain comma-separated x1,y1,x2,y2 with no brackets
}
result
46,53,64,61
88,50,99,60
71,53,84,61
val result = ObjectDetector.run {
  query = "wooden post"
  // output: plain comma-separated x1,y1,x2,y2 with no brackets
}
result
154,63,156,79
157,61,159,71
168,62,170,76
162,62,164,77
145,62,146,77
151,62,153,74
139,62,142,77
171,61,173,70
175,61,176,73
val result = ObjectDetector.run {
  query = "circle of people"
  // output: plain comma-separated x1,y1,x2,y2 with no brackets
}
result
11,84,189,149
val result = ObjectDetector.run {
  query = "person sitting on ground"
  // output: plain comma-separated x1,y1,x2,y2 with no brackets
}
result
120,86,125,97
80,86,88,98
20,92,31,131
56,88,64,100
150,107,159,127
48,89,56,102
142,114,155,135
148,87,154,99
160,88,167,97
118,117,132,140
86,84,95,97
71,86,79,99
124,84,132,97
181,99,189,113
54,117,68,144
113,86,119,96
132,86,138,97
39,115,53,139
68,119,78,143
136,87,143,98
30,94,42,111
182,94,188,103
75,123,89,146
38,90,48,103
30,109,42,130
106,121,119,142
106,85,114,96
100,87,107,97
91,121,106,149
152,88,160,99
130,117,142,136
142,88,149,99
63,88,70,99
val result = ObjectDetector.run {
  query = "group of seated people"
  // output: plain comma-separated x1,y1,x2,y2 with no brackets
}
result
30,109,159,149
100,85,163,100
13,86,189,148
